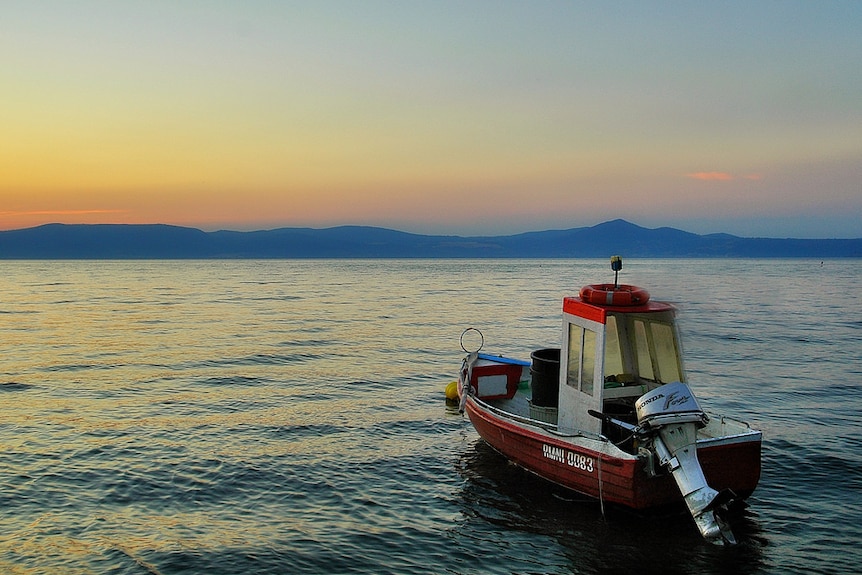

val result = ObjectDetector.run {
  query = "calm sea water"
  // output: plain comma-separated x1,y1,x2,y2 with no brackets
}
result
1,259,860,574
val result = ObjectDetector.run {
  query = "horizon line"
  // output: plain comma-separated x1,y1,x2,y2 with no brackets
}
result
3,218,861,242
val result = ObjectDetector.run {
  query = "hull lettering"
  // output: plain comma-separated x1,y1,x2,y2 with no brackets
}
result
542,444,594,473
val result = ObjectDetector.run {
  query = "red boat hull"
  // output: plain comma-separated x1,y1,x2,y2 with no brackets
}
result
465,397,761,510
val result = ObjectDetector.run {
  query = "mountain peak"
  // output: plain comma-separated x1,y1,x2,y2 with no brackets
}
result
592,219,642,231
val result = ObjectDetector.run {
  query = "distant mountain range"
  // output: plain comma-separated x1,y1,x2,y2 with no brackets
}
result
0,219,859,258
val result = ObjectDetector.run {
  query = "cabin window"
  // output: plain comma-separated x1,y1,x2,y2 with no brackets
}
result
652,322,682,382
633,320,655,380
582,329,596,395
604,315,623,377
566,324,582,391
566,324,596,396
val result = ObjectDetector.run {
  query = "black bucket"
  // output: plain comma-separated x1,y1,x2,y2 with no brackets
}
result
530,348,560,407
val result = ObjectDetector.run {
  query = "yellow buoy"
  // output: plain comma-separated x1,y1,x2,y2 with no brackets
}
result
444,380,459,403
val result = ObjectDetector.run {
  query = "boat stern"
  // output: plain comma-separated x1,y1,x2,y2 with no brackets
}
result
636,382,750,544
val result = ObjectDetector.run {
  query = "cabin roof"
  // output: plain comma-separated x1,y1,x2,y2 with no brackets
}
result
563,296,676,324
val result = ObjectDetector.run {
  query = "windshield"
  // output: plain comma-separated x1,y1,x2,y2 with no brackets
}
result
605,312,683,384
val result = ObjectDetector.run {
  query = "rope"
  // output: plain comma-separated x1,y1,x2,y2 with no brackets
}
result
458,351,478,413
598,455,605,520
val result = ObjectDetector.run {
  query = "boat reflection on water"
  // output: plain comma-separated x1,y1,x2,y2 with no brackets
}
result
454,438,768,572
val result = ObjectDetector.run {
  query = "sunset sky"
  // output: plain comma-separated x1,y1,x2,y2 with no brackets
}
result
2,2,860,238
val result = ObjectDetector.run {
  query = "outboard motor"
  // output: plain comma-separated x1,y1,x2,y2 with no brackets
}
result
636,382,737,544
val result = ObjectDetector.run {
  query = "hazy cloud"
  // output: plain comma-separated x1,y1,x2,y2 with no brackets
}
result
685,172,765,182
686,172,735,181
0,210,126,217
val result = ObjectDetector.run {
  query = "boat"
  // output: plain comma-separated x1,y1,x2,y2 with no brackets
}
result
456,257,761,544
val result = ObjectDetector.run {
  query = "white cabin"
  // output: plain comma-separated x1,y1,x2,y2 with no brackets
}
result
557,296,684,437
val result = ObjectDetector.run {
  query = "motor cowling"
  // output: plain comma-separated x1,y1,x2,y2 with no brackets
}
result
636,382,736,544
636,380,708,429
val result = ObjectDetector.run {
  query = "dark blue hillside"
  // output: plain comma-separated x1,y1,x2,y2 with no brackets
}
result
0,220,859,258
0,224,213,258
208,226,456,258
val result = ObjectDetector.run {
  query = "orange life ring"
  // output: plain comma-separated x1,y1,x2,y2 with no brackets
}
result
579,284,650,306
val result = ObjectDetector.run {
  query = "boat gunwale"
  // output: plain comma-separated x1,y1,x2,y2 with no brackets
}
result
466,393,762,455
465,395,639,462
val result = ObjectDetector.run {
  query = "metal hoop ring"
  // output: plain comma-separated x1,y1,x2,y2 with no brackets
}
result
460,327,484,353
